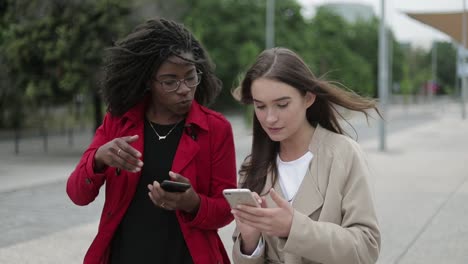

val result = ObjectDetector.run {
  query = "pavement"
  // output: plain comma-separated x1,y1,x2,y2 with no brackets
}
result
0,100,467,263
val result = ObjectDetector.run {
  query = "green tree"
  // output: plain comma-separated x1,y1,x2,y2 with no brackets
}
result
345,17,404,98
307,8,373,96
432,41,456,94
399,45,431,98
2,0,131,130
183,0,309,110
274,0,310,55
0,0,12,128
183,0,265,109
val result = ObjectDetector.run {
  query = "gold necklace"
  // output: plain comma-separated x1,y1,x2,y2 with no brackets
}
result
148,119,181,140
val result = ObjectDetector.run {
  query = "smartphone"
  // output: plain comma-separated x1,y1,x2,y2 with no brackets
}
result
160,180,191,193
222,188,260,208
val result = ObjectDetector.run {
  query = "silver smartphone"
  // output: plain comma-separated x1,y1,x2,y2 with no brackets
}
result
222,188,260,208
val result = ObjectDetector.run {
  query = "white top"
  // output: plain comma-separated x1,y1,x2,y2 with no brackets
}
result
277,151,314,203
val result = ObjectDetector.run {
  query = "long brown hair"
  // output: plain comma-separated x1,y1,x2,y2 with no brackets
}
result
234,47,380,194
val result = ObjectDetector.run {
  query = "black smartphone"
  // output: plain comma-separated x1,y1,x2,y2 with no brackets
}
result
160,180,191,192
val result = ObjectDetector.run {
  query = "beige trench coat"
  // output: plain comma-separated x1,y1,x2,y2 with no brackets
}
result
232,125,381,264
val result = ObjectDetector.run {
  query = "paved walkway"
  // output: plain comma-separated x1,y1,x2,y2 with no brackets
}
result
1,101,468,263
367,115,468,263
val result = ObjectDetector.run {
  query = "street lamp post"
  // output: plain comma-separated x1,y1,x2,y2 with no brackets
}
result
431,41,437,103
462,0,467,119
378,0,388,151
266,0,275,49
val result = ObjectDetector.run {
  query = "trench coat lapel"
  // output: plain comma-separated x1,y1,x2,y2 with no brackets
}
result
263,160,323,217
265,125,326,216
170,101,205,176
291,160,324,216
291,124,326,216
263,170,286,207
171,133,200,174
263,161,323,264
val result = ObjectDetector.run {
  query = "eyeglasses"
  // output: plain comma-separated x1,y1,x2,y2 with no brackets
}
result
154,71,203,92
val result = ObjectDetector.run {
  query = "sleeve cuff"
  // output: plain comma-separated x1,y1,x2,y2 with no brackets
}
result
179,193,208,226
84,149,106,185
241,237,264,258
233,233,265,263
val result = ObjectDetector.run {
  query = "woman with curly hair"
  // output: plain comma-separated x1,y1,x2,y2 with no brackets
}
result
67,18,236,264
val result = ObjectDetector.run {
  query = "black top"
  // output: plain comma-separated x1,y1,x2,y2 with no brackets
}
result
110,119,193,264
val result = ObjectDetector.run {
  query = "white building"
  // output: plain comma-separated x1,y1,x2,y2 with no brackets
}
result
320,2,374,23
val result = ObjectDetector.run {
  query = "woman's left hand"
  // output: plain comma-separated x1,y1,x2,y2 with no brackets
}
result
232,188,293,238
147,171,200,214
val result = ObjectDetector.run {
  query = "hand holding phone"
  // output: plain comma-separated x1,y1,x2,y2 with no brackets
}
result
160,180,191,193
223,188,260,208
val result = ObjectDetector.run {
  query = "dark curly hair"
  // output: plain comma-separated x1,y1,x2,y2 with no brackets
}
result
101,18,222,116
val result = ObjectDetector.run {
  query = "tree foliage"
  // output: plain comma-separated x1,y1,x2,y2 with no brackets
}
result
1,0,131,128
182,1,381,106
184,0,265,93
400,45,431,97
307,8,373,96
433,41,456,93
0,0,449,129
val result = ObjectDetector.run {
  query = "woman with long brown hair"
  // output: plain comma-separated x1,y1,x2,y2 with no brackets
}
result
231,47,381,264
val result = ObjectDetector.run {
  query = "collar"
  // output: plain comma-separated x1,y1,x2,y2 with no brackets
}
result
184,100,209,132
308,124,327,154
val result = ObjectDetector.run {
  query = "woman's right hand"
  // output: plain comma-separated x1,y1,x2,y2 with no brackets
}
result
233,192,264,255
93,135,143,173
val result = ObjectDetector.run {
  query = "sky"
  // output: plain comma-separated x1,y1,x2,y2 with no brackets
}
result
297,0,467,49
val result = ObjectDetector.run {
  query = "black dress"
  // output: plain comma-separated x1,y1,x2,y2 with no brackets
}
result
110,119,193,264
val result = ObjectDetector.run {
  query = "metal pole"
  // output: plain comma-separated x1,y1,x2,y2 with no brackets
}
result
266,0,275,49
462,0,467,119
431,41,437,102
388,32,393,102
378,0,388,151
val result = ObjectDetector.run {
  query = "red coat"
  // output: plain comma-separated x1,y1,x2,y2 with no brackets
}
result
66,100,237,264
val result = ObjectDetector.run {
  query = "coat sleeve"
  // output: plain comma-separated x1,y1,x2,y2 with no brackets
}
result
180,117,237,230
232,227,265,264
280,142,381,264
66,114,113,206
231,157,266,264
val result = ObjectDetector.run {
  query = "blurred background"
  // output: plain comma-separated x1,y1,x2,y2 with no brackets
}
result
1,0,467,263
0,0,461,139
